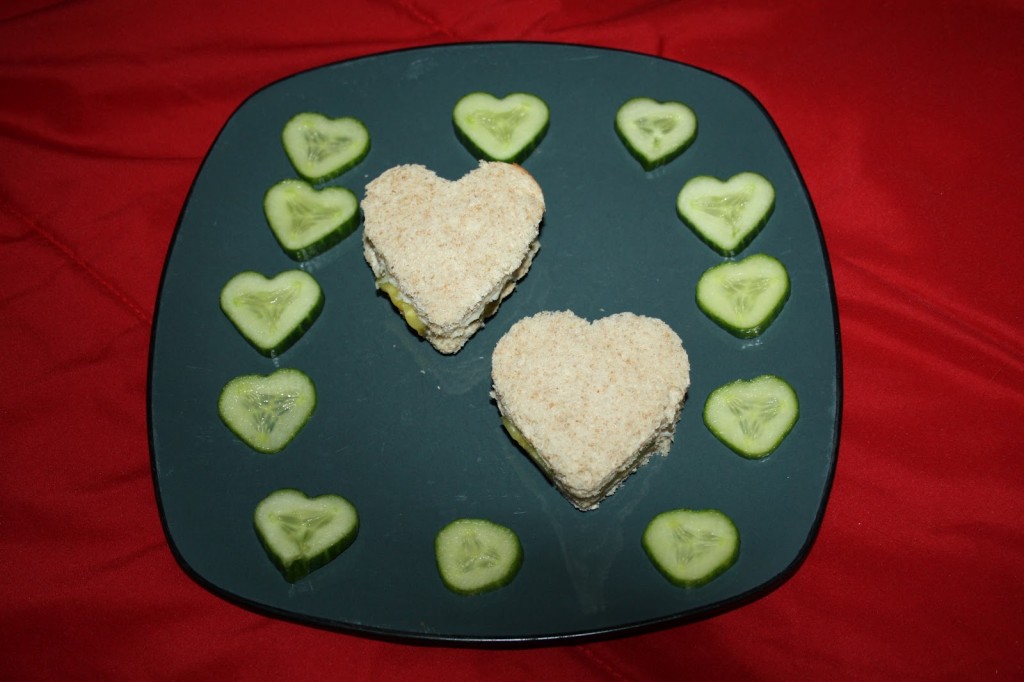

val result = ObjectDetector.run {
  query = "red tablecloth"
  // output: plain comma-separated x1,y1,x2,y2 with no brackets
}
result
3,1,1022,679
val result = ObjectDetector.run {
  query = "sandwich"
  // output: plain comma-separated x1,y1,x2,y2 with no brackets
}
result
362,161,545,354
491,310,691,511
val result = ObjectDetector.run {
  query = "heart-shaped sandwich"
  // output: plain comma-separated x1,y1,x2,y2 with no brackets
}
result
362,161,545,354
491,311,691,511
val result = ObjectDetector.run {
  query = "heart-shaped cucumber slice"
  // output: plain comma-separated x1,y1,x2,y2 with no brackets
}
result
677,172,775,256
264,179,359,261
254,488,359,583
704,374,798,459
218,368,316,454
281,112,370,184
452,92,549,163
220,270,323,357
696,253,790,338
615,97,698,171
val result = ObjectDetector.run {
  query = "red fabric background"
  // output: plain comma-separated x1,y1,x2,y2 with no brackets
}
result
2,1,1022,679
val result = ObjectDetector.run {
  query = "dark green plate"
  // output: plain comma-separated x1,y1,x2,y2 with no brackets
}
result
149,42,841,644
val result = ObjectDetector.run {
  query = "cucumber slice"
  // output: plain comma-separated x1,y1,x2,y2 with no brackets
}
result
677,172,775,256
642,508,739,587
615,97,697,171
218,368,316,454
696,254,790,338
435,518,523,595
263,179,360,261
452,92,549,163
281,112,370,184
220,270,323,357
254,488,359,583
704,374,799,459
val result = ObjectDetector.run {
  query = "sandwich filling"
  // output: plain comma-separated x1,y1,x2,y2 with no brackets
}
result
367,240,540,354
491,311,691,511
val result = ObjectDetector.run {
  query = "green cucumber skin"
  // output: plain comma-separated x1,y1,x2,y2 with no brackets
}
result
254,488,359,583
642,508,739,588
452,118,549,165
281,210,360,262
615,124,696,171
265,289,323,356
315,140,369,184
697,298,787,339
678,204,774,257
296,153,369,186
696,257,791,339
257,516,357,583
220,273,325,358
296,152,368,186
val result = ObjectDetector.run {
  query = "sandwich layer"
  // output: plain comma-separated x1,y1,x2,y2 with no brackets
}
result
491,310,691,511
362,161,545,354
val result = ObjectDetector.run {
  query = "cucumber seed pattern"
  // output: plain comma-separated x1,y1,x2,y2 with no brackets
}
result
458,533,501,573
272,509,334,553
689,186,755,239
671,523,723,564
633,115,679,149
722,275,772,315
242,389,299,435
471,106,530,144
725,393,780,441
302,128,354,165
233,284,300,330
284,196,346,236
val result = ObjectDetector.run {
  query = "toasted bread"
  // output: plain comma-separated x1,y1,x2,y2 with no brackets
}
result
362,161,545,354
491,311,690,511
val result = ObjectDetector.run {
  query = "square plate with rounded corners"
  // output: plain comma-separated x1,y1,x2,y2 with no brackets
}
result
149,42,840,644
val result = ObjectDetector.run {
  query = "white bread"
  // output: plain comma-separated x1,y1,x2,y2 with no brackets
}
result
491,311,690,511
362,161,545,354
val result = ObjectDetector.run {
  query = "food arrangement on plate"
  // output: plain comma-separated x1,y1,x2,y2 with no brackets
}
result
215,90,798,594
149,42,839,642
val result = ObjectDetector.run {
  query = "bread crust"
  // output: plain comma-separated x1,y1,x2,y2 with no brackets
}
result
362,161,545,354
491,311,691,511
